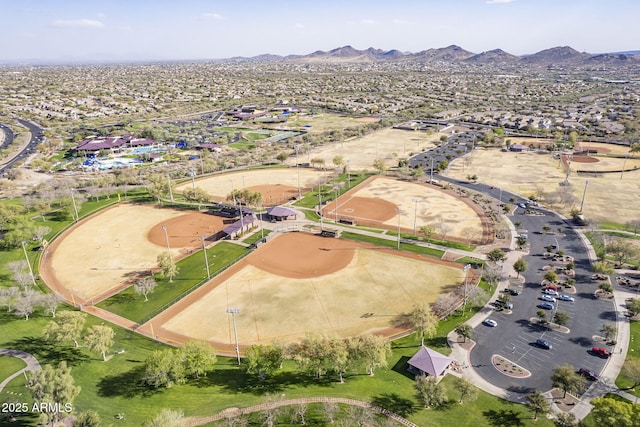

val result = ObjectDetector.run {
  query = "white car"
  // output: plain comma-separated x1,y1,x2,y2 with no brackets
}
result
483,319,497,327
543,289,559,296
558,294,575,302
540,294,556,303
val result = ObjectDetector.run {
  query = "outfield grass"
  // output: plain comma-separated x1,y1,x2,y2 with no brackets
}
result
242,228,272,245
97,242,249,323
340,231,446,259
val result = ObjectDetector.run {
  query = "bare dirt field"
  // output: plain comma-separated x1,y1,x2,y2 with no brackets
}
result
445,148,640,224
175,168,331,206
323,176,486,241
289,128,443,171
40,204,225,304
277,113,375,134
146,232,464,349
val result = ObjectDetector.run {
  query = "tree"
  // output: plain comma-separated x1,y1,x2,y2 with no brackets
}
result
180,340,217,380
143,409,186,427
28,361,80,426
516,236,528,249
407,304,438,346
599,281,614,294
373,158,386,174
590,397,635,427
551,364,584,398
276,152,288,163
353,333,391,376
486,249,507,264
245,344,283,381
526,390,551,420
554,311,569,326
134,277,157,301
554,412,577,427
482,265,505,289
414,374,448,409
40,293,63,317
620,357,640,390
145,173,171,203
290,334,333,379
332,155,344,170
592,261,615,275
626,298,640,317
455,324,472,343
536,310,547,324
85,325,115,361
157,252,179,282
513,258,528,278
625,219,640,235
600,324,616,342
455,375,477,403
419,225,436,240
327,337,350,383
143,349,186,388
607,238,639,267
42,311,87,347
544,271,558,283
73,410,102,427
12,288,40,320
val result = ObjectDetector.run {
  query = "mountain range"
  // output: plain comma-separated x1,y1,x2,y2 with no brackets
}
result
242,45,640,67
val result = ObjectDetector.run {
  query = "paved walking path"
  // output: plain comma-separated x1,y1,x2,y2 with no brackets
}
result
0,349,41,392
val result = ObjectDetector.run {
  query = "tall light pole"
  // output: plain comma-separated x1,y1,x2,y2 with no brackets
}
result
412,198,420,235
462,264,471,314
21,241,37,287
319,193,324,231
621,152,629,180
396,209,403,250
161,225,172,261
70,189,79,222
201,235,210,279
334,188,339,222
166,174,174,202
347,159,351,189
295,144,301,200
190,168,196,189
226,307,241,365
580,180,589,213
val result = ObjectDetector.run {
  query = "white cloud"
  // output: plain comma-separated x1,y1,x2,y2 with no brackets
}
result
486,0,515,3
52,19,105,29
202,12,224,20
295,23,304,29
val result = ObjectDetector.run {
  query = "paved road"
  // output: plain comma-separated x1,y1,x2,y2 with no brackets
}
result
0,118,44,174
0,122,14,149
0,349,41,392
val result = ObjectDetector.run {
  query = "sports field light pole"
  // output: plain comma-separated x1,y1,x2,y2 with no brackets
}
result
161,225,172,261
295,144,301,200
166,174,174,203
396,209,403,250
70,189,79,222
21,241,37,287
190,168,196,189
334,188,339,222
226,308,241,365
347,159,351,189
412,198,420,235
580,180,589,213
462,263,471,314
201,235,210,279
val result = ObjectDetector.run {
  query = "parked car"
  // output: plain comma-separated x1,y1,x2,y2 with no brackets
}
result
540,295,556,303
543,289,559,296
578,368,599,381
504,288,521,296
483,319,497,327
538,302,554,310
558,294,575,302
591,347,611,358
535,338,552,349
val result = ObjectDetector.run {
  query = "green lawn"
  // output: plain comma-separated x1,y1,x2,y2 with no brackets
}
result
97,242,249,323
242,229,272,245
340,231,446,259
615,319,640,394
0,354,26,382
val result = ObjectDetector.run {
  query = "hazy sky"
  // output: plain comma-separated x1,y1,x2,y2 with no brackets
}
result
1,0,638,63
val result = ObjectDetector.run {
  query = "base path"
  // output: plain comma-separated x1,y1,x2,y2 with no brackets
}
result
0,349,41,392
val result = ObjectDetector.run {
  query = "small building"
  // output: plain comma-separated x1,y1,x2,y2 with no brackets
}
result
266,206,298,221
407,346,452,377
222,215,258,239
509,144,529,152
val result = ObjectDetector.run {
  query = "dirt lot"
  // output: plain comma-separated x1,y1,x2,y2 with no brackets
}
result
445,147,640,224
290,128,443,171
146,232,464,348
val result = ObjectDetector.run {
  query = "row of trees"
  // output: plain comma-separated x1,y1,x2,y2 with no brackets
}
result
42,311,115,361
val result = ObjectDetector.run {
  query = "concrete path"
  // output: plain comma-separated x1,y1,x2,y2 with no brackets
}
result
0,349,41,392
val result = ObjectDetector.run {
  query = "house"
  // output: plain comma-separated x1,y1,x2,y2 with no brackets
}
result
509,144,529,152
407,346,452,377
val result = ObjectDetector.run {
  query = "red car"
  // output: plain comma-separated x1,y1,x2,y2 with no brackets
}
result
578,368,599,381
591,347,611,358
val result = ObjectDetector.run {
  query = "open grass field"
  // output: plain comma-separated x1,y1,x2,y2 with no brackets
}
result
0,354,26,383
143,232,464,349
445,147,640,224
289,128,443,171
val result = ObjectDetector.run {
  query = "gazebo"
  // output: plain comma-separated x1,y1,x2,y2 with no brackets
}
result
266,206,297,221
407,346,452,377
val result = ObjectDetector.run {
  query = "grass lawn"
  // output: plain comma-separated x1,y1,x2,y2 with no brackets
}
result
0,355,26,382
340,231,446,259
615,319,640,394
242,229,272,245
97,242,249,323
